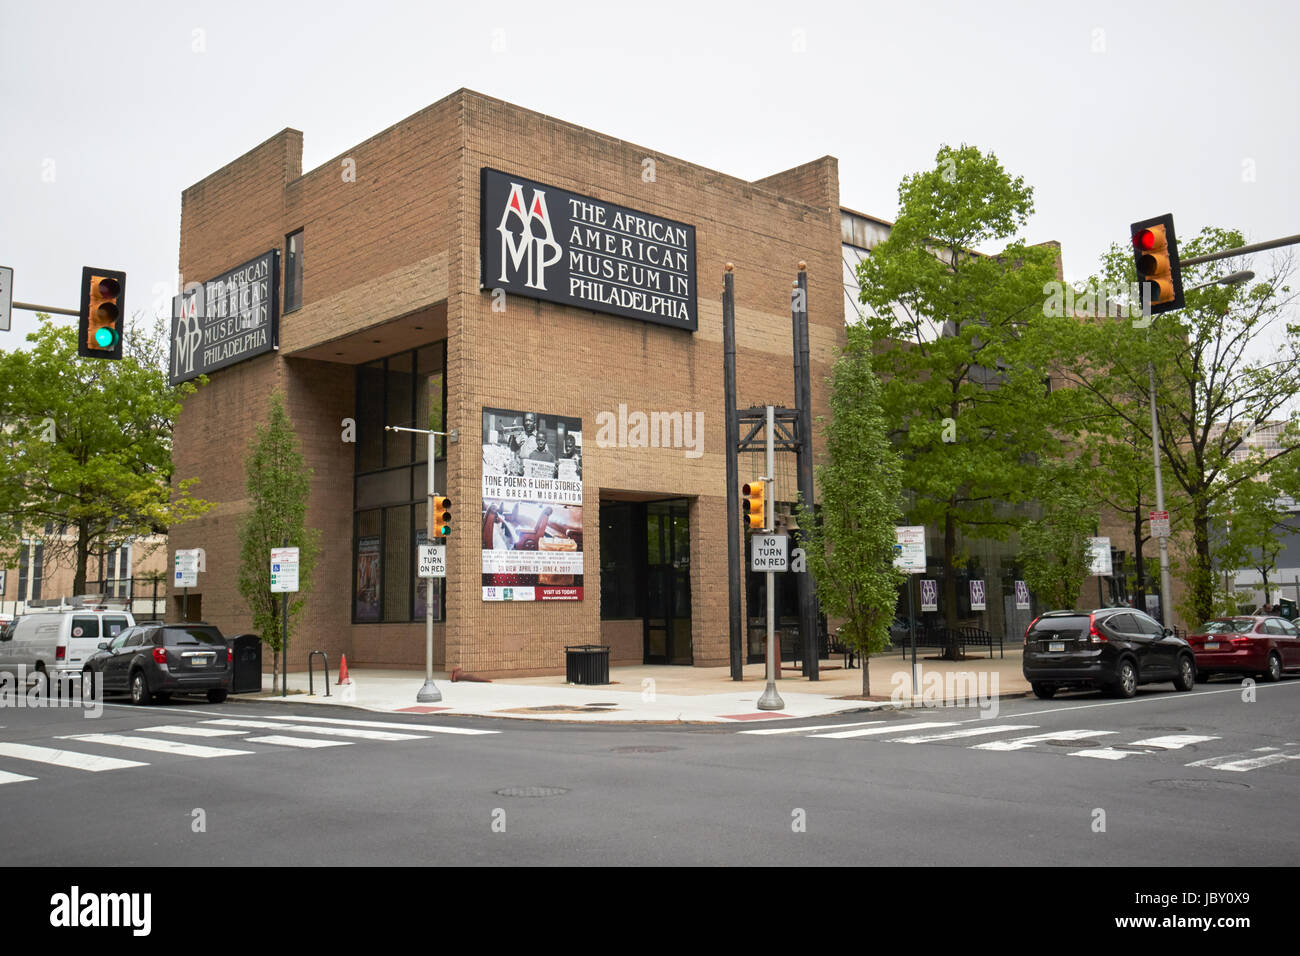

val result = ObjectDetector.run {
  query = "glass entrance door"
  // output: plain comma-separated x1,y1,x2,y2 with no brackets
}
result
644,500,692,664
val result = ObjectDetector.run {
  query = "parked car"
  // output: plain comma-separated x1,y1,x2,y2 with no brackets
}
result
0,605,133,684
83,622,231,705
1186,615,1300,683
1022,607,1196,699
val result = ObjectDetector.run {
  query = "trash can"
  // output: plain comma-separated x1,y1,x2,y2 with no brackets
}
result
565,644,610,685
230,633,263,694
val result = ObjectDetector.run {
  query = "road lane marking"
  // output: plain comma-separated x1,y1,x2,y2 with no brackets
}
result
1071,747,1150,760
59,734,254,759
1129,734,1220,749
0,770,36,785
1186,748,1300,772
973,729,1115,751
740,721,886,735
891,724,1038,743
0,742,148,772
204,719,428,741
249,714,500,735
134,725,249,737
245,735,352,749
812,721,960,739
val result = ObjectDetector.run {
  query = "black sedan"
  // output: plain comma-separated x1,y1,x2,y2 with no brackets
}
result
83,623,232,705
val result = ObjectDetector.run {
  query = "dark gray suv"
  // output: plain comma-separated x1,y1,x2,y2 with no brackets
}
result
83,623,231,705
1023,608,1196,699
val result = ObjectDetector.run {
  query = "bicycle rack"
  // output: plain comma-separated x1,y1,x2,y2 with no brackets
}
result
308,650,331,697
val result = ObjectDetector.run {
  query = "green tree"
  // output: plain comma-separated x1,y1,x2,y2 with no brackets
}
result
237,391,321,694
1211,469,1294,610
855,144,1066,657
796,324,905,696
1050,231,1300,624
0,315,211,591
1018,471,1094,611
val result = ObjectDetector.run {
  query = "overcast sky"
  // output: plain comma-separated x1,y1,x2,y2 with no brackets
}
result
2,0,1297,343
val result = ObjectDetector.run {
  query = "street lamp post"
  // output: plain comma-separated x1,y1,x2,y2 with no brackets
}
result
385,424,451,704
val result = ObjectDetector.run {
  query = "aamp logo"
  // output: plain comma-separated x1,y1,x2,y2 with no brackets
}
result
173,291,202,379
497,182,562,291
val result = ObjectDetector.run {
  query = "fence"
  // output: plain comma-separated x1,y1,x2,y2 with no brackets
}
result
2,577,166,622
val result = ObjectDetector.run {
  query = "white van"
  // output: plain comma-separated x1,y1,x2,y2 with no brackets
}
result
0,605,134,682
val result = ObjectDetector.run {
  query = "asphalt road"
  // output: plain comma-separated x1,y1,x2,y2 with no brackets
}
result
1,677,1297,866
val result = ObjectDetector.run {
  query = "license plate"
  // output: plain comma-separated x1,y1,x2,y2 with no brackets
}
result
1047,641,1065,653
1205,642,1218,650
191,656,211,667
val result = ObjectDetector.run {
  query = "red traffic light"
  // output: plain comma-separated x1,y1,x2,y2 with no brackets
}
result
1134,229,1156,251
1129,215,1184,317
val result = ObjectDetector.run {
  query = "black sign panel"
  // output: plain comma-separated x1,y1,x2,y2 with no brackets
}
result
169,250,280,384
480,168,697,332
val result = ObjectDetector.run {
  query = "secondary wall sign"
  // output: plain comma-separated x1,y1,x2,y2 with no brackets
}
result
481,168,697,332
170,250,280,384
270,547,300,593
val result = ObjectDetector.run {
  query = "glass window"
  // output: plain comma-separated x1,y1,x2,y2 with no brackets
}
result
124,631,145,647
31,544,43,601
70,616,99,640
285,229,303,312
18,546,29,601
163,627,225,645
385,352,415,466
383,506,412,621
102,617,128,638
356,362,385,472
354,510,382,622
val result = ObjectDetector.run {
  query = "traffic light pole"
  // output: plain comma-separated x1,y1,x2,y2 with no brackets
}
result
386,424,451,704
757,405,784,711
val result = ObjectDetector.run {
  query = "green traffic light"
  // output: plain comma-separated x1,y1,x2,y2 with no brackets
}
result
438,525,450,536
94,327,116,348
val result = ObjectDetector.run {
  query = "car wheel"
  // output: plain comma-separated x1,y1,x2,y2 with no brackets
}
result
130,670,153,706
1262,653,1282,683
1031,682,1057,699
1173,655,1195,691
207,689,228,704
1110,659,1138,698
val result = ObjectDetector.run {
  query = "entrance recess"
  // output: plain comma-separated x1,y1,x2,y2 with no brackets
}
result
644,500,692,665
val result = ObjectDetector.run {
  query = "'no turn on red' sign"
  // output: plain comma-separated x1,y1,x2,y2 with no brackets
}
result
751,534,788,572
418,544,446,578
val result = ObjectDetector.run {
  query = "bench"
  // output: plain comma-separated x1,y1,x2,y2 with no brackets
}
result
897,625,1003,659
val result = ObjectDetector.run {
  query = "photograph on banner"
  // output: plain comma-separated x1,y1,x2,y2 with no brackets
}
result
1015,580,1031,610
970,579,986,611
481,407,583,601
355,535,381,621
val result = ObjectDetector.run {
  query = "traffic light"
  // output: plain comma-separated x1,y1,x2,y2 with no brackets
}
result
432,496,452,537
742,480,766,531
78,267,126,359
1130,215,1183,317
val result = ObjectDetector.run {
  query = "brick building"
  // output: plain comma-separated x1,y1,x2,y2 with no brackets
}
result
170,89,845,676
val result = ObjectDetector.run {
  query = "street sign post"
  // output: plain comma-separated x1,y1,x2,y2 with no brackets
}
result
174,549,201,620
1149,511,1170,538
270,548,300,593
894,526,927,698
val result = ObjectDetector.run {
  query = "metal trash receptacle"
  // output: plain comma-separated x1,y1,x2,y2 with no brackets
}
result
565,644,610,685
230,634,263,694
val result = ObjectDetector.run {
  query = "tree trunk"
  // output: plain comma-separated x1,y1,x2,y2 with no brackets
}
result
74,526,90,596
862,649,870,697
1193,508,1214,623
1133,509,1146,608
942,512,960,660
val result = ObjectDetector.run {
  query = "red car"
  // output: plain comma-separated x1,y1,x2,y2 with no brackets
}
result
1186,615,1300,683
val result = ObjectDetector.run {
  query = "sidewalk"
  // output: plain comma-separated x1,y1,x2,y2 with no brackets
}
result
250,647,1031,724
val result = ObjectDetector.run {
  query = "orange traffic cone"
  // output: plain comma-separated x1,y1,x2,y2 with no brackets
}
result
337,654,352,685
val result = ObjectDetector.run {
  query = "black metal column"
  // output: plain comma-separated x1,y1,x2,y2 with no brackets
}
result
723,265,744,681
794,264,820,680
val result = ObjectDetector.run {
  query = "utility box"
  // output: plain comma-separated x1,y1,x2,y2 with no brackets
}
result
230,633,263,694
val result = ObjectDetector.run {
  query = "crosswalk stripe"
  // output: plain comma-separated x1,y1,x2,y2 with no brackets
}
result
0,741,148,772
0,770,37,785
973,730,1115,751
245,735,352,749
891,724,1038,743
135,725,249,738
1186,749,1300,772
1129,735,1220,749
740,721,886,736
1071,747,1145,760
58,734,254,759
811,721,960,739
204,719,428,741
248,714,500,735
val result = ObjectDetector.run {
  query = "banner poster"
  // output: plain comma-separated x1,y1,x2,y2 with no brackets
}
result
920,579,938,613
1015,580,1031,610
481,407,583,601
970,579,986,612
355,535,381,621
